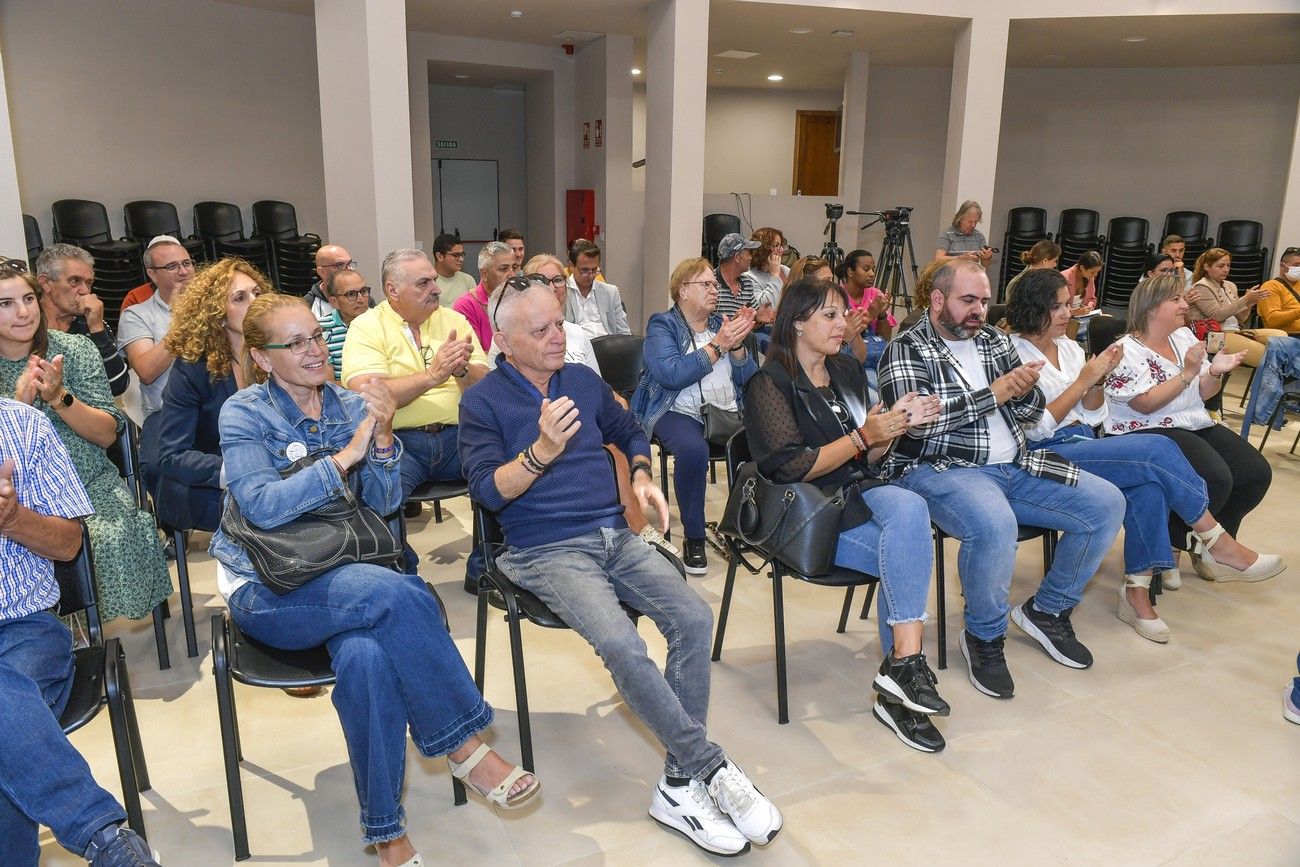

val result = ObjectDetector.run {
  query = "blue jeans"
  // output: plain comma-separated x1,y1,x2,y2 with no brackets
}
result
498,527,724,780
1242,335,1300,430
652,411,710,539
1031,426,1209,575
395,426,481,577
228,566,492,843
832,485,933,655
0,613,126,864
896,463,1124,641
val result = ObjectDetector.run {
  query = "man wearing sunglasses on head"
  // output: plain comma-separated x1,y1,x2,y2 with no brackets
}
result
318,268,374,378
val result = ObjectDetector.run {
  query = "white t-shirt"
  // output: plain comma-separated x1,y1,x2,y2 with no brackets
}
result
568,283,609,339
1011,335,1108,441
1103,329,1213,434
671,327,738,421
942,336,1018,464
485,321,601,374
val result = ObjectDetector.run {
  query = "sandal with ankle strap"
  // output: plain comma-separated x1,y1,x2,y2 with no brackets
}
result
1192,524,1285,583
448,743,541,810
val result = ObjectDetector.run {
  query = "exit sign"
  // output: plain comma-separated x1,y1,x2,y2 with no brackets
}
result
435,139,458,149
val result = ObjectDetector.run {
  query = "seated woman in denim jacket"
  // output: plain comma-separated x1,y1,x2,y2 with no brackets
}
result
1007,268,1281,645
210,295,538,866
743,276,949,753
631,257,758,576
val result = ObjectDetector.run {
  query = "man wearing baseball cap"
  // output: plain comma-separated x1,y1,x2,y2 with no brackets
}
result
715,233,772,325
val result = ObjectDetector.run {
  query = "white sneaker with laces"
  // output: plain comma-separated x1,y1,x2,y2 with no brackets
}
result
648,776,750,856
706,761,783,846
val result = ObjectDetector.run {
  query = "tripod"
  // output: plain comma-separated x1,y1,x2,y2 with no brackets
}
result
861,209,920,312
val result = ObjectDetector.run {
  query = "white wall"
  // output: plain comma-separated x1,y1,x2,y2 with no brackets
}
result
703,87,842,196
1,0,325,242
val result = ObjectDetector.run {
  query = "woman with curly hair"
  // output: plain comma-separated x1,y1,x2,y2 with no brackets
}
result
745,226,789,310
0,261,171,621
151,258,271,531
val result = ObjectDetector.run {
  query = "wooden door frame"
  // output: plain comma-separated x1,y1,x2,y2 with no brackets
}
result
791,109,841,196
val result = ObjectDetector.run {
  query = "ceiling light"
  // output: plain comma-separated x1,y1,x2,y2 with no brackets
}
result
789,26,812,34
510,10,523,18
1122,35,1147,43
831,29,854,38
454,73,471,79
767,74,784,82
630,67,641,75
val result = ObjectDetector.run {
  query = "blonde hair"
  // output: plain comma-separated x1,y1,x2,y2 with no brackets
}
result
1127,274,1185,336
669,257,711,304
523,252,565,274
240,294,312,385
913,259,946,309
1192,247,1230,283
951,200,982,228
163,257,275,380
1019,240,1061,266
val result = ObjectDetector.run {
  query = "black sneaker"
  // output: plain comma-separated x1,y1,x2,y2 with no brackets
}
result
873,651,950,716
872,696,946,753
959,630,1015,699
683,538,708,576
84,824,160,866
1010,598,1093,669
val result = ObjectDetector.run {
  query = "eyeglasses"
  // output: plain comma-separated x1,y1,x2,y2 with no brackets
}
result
1153,266,1177,275
575,267,600,277
491,273,552,327
148,259,194,274
683,280,719,291
334,287,371,303
441,251,465,260
262,332,328,356
321,260,357,272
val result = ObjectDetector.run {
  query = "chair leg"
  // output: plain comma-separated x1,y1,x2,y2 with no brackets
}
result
104,640,147,840
151,605,170,670
1292,426,1300,455
1239,366,1257,407
934,531,947,670
711,556,739,661
772,566,789,725
1259,400,1286,451
117,647,151,792
709,462,717,484
658,447,670,540
836,587,855,634
213,621,251,861
860,582,877,621
505,611,534,773
174,532,198,658
434,500,443,523
473,589,489,693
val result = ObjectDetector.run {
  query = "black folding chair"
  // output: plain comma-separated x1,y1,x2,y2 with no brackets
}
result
590,334,645,399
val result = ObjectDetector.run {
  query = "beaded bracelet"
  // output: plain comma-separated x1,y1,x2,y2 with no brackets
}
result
517,452,544,476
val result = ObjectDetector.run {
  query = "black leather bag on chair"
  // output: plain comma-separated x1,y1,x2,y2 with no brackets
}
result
718,462,855,576
700,402,743,446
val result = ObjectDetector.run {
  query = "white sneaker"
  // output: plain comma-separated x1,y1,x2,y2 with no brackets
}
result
706,761,783,846
648,777,750,856
639,525,680,557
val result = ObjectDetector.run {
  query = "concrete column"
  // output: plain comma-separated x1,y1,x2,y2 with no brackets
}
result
938,15,1009,242
839,50,869,216
314,0,415,278
1275,93,1300,268
0,39,25,261
643,0,708,306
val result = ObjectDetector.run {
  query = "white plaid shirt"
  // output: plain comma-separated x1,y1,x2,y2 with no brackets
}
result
0,398,93,621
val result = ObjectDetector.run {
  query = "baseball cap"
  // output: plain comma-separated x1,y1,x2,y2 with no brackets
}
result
718,233,760,261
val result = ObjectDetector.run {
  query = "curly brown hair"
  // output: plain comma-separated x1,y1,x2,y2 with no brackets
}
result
749,227,785,274
163,257,275,380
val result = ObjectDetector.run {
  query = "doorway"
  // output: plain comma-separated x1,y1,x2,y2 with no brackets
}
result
791,110,840,196
435,158,500,268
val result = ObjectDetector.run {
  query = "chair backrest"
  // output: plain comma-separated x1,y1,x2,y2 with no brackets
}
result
1216,220,1263,253
23,213,43,263
988,304,1008,327
1087,316,1129,356
1057,208,1100,240
1162,211,1209,244
724,428,752,483
1006,207,1047,238
590,334,645,398
251,200,300,240
702,213,742,266
51,199,114,246
193,201,249,242
1106,216,1149,248
106,419,147,510
53,523,102,647
123,200,183,243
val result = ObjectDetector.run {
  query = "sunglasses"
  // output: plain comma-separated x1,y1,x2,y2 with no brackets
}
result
491,273,555,328
0,258,29,272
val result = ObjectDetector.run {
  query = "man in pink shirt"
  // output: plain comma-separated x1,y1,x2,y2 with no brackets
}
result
453,241,516,352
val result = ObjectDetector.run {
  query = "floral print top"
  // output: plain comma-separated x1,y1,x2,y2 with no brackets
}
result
1103,328,1214,434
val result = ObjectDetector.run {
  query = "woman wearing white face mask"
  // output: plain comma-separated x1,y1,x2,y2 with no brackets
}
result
1258,246,1300,335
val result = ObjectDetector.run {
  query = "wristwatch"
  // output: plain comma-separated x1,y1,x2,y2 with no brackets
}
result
55,390,74,409
452,366,469,379
709,341,725,357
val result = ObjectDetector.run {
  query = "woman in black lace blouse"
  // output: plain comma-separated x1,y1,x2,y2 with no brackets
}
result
743,276,951,752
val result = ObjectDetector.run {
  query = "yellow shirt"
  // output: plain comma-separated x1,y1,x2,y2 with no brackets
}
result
1258,278,1300,333
341,300,486,429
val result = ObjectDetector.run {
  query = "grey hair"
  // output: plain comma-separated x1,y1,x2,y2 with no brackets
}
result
951,200,982,228
35,243,94,281
490,281,555,335
141,237,185,269
325,267,366,297
930,258,985,297
381,248,430,288
478,240,512,271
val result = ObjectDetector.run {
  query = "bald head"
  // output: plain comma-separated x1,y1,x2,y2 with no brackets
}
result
315,244,355,285
491,282,567,377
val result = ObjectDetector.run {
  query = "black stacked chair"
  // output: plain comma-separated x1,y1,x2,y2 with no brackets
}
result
1056,208,1104,270
999,207,1049,298
1087,316,1129,357
1162,211,1212,265
1099,217,1151,310
192,202,270,274
1217,220,1270,293
590,334,645,399
123,200,206,265
250,200,321,295
50,199,145,321
702,213,741,267
57,524,151,841
23,213,43,265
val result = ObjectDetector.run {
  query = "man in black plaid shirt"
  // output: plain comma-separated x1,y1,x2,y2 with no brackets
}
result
879,260,1124,699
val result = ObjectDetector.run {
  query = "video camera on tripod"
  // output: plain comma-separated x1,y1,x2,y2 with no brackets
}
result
820,203,921,311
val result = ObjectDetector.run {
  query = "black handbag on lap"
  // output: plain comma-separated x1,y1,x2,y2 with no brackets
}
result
220,453,402,595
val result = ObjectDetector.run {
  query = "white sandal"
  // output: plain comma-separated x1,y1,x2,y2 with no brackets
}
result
396,855,423,867
1192,524,1285,583
1117,576,1170,643
448,743,541,810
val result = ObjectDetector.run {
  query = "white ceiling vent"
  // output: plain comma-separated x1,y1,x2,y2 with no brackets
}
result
714,49,759,59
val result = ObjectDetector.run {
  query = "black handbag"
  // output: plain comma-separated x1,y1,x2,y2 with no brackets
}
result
220,453,402,595
700,402,743,446
718,462,856,576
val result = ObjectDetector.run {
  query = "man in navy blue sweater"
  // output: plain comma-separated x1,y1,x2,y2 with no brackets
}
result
458,277,783,857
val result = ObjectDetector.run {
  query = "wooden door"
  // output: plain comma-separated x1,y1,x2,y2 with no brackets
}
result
791,110,840,196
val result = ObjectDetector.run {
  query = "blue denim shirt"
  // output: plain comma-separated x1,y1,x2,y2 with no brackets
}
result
209,378,404,583
630,308,758,438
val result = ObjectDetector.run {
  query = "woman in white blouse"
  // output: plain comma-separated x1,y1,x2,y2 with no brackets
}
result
1008,270,1281,642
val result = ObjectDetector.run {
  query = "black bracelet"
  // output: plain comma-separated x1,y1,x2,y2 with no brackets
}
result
630,462,652,483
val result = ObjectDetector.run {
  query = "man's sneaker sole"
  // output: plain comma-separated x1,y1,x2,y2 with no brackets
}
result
959,631,1014,699
683,563,708,576
873,699,944,753
648,805,750,857
1010,604,1090,669
872,674,950,716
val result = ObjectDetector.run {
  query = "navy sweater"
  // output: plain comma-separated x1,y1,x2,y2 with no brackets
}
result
459,360,650,549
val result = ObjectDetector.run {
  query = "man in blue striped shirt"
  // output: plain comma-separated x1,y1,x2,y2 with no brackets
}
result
0,398,159,865
317,268,372,378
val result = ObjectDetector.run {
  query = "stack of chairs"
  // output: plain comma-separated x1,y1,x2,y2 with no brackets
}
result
123,201,206,267
999,207,1049,299
251,200,321,295
1099,216,1151,310
1217,220,1270,292
50,199,145,326
1162,211,1212,265
192,202,270,276
23,213,43,266
1056,208,1104,270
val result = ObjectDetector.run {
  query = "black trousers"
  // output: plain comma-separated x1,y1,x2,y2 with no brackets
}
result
1140,425,1272,538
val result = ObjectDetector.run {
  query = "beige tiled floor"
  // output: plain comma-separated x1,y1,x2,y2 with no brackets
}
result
40,380,1300,865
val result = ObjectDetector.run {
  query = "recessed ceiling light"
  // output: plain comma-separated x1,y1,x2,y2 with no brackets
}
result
454,73,471,79
1122,35,1147,43
831,29,854,38
510,10,523,18
789,26,812,34
767,74,784,82
630,67,641,75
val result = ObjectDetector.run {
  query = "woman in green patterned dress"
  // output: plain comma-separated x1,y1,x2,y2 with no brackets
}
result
0,264,170,620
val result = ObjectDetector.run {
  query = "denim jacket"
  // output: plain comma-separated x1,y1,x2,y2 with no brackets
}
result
630,308,758,438
208,378,404,583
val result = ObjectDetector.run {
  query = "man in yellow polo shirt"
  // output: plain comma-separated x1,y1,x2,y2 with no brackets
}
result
342,248,488,576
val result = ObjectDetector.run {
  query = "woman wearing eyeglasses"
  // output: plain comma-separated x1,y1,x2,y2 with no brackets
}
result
212,294,538,867
631,258,758,575
0,263,172,622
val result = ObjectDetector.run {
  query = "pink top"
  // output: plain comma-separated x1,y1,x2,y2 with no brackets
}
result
846,285,897,333
1060,264,1097,310
452,282,493,355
